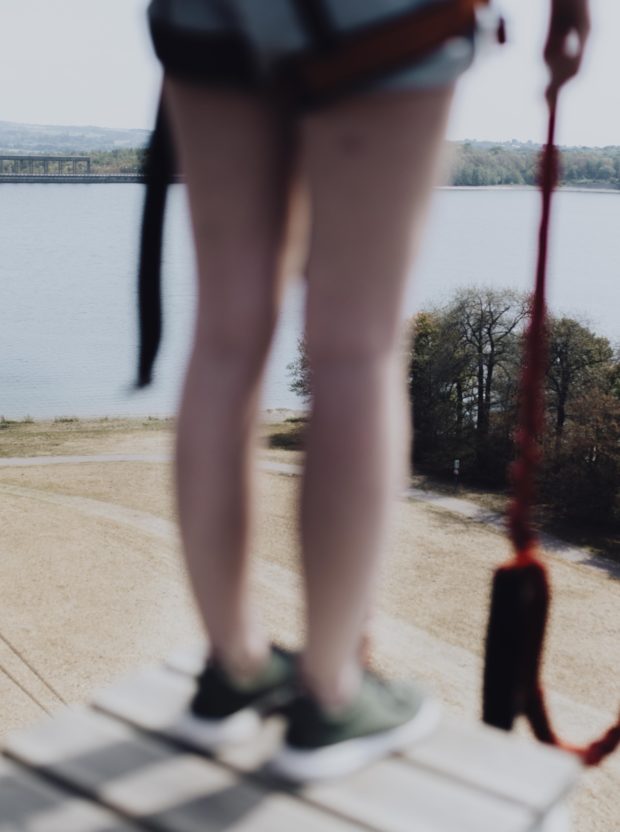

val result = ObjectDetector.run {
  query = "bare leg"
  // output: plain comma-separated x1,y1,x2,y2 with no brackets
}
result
300,88,454,706
164,81,297,678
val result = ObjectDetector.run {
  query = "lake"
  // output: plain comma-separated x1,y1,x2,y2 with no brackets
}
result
0,184,618,420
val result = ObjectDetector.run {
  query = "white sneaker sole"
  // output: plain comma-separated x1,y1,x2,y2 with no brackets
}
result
167,706,262,751
268,697,441,783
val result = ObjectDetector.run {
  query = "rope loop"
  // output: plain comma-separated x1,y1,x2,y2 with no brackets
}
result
485,96,620,767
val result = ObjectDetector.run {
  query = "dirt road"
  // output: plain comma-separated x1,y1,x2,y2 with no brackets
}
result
0,424,617,830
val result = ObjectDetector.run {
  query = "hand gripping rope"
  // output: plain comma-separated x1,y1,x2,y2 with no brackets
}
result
481,95,620,767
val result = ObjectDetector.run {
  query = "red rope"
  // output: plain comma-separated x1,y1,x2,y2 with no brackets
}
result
487,99,620,767
507,105,557,560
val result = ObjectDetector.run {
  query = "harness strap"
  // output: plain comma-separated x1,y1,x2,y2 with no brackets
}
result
281,0,499,107
292,0,335,51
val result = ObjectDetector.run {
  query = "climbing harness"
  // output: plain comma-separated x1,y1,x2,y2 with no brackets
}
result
482,95,620,767
278,0,505,109
135,0,505,388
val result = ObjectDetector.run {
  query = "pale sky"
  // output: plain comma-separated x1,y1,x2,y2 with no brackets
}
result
1,0,618,146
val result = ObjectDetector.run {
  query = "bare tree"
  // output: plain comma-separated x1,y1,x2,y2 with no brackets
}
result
443,288,529,447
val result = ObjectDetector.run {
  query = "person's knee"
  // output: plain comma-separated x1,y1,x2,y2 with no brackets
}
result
306,322,397,374
195,297,278,374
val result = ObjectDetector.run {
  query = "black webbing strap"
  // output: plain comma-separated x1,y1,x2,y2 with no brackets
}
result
136,96,174,388
292,0,335,51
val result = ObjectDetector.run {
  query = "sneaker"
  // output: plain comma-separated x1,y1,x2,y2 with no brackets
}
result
171,645,296,750
269,671,440,783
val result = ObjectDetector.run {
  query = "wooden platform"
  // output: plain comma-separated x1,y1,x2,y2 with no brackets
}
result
1,647,580,832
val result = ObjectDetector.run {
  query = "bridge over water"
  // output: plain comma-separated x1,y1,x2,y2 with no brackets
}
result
0,154,150,182
0,154,92,175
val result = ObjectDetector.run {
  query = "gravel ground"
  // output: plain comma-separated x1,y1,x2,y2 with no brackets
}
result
0,425,617,830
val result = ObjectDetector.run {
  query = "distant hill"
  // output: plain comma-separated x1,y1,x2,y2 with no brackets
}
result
0,121,150,153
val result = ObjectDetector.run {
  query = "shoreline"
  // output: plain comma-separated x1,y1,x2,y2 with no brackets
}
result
0,410,307,428
439,184,620,194
1,176,617,193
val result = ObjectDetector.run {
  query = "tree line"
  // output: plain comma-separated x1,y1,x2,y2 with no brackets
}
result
82,143,620,189
446,142,620,189
89,148,146,175
289,288,620,526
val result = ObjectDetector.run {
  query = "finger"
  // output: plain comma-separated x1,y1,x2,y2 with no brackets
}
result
544,34,585,101
544,33,584,67
545,83,558,110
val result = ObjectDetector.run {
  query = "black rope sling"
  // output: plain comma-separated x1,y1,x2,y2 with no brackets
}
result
136,97,174,388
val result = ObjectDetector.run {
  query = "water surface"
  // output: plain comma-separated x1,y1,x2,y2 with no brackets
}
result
0,184,617,419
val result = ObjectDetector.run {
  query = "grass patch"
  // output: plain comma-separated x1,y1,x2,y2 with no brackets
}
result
0,416,174,457
267,419,306,451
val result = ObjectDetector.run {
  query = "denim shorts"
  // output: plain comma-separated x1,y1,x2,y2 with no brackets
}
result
148,0,483,109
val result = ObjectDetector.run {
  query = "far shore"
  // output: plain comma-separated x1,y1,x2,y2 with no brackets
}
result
2,176,617,194
440,184,620,194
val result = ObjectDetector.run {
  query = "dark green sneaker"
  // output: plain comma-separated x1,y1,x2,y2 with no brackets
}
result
269,671,440,782
172,646,296,750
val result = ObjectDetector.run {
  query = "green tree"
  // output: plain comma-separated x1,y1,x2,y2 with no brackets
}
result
546,317,615,439
540,393,620,524
442,289,528,463
407,288,528,480
407,312,462,467
447,142,620,189
287,336,312,402
289,290,620,519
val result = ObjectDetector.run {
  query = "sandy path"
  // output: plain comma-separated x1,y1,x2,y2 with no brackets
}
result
0,448,617,830
3,452,615,578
